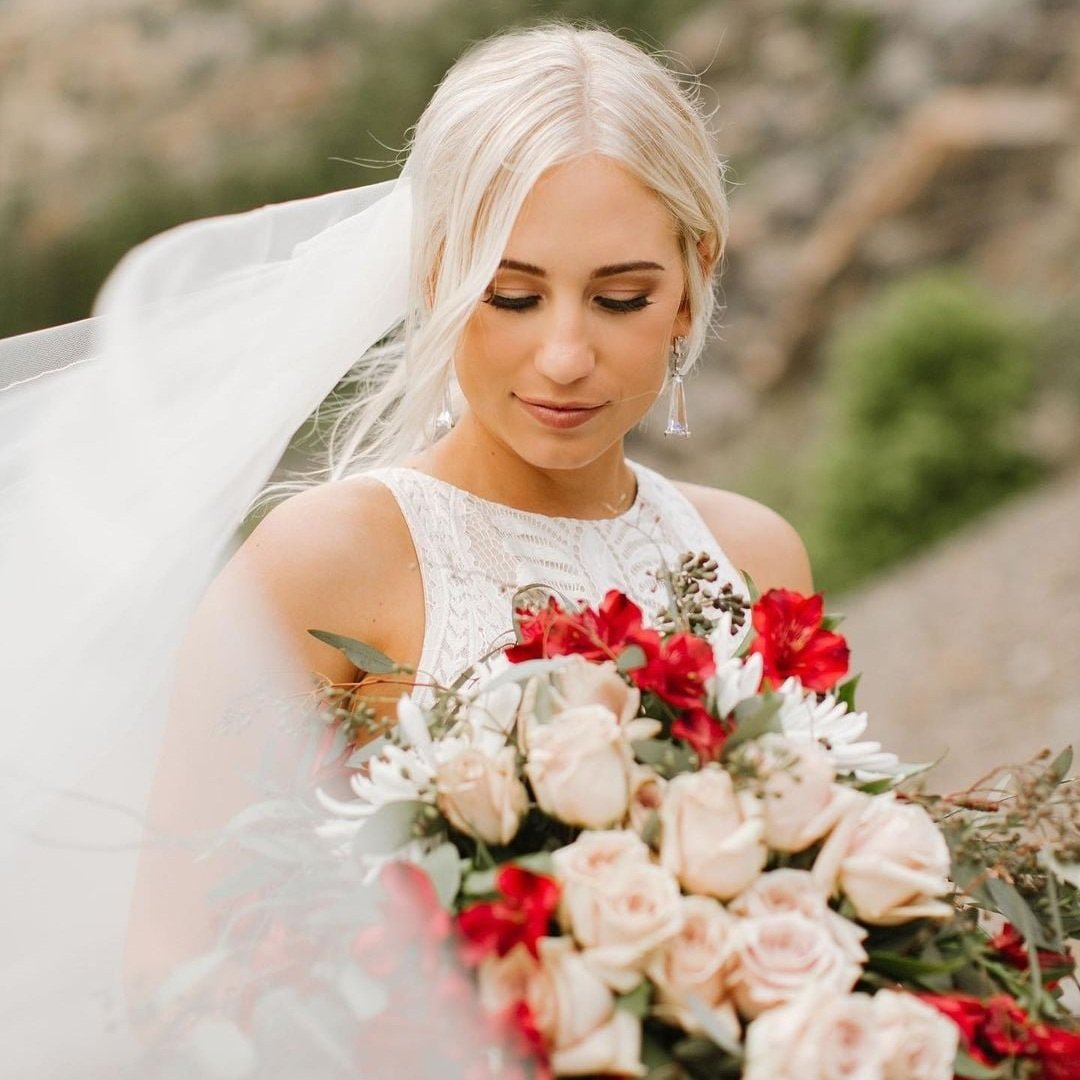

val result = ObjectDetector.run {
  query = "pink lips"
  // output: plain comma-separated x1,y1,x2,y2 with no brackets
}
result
515,396,607,430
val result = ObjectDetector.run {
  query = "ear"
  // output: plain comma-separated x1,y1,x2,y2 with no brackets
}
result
674,237,714,338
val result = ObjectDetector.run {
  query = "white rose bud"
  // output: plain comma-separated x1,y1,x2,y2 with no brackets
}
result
646,895,741,1041
525,705,633,828
435,746,528,846
660,767,767,900
813,793,953,925
730,911,864,1019
873,989,959,1080
744,991,885,1080
751,734,859,852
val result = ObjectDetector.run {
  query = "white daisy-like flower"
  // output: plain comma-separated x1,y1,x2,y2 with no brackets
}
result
316,695,470,823
775,676,902,780
710,652,765,718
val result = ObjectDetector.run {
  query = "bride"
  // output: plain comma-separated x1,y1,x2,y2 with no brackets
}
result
1,21,811,1075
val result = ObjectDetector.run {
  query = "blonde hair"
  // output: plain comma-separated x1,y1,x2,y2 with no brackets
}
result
290,22,728,492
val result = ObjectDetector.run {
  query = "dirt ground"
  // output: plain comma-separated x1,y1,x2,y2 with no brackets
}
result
837,466,1080,794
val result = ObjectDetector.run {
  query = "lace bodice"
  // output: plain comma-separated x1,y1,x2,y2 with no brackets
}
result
366,460,749,699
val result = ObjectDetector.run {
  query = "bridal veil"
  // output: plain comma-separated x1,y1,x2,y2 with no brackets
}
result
0,174,413,1073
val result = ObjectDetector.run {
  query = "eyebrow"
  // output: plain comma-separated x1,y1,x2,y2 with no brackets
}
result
498,258,666,279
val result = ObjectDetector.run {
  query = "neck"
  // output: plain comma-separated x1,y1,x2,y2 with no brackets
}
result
414,412,636,520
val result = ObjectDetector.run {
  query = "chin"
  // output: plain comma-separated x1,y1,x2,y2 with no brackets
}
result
508,430,623,473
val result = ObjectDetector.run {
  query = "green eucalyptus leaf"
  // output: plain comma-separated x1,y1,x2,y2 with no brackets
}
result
632,739,669,766
866,950,968,981
307,629,398,674
617,644,648,673
640,810,661,850
353,799,426,854
954,1048,1009,1079
421,841,463,910
857,777,896,795
985,877,1053,948
741,570,760,604
836,674,861,711
821,613,846,631
462,851,554,899
724,693,783,753
463,867,497,897
616,981,651,1018
1049,745,1074,783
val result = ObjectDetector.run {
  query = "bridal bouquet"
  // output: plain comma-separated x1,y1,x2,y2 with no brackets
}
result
145,558,1079,1080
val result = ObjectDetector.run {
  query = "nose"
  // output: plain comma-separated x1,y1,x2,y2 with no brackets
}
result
532,302,595,385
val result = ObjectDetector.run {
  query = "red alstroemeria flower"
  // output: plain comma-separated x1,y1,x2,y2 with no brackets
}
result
990,922,1076,989
457,866,561,963
506,590,655,667
629,630,716,712
748,588,849,692
920,992,1080,1077
1033,1022,1080,1080
672,705,730,764
352,861,452,978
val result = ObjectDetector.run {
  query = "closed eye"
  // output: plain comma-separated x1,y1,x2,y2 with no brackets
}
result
485,293,653,313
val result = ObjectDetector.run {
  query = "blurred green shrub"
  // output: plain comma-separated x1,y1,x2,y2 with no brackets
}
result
809,270,1041,592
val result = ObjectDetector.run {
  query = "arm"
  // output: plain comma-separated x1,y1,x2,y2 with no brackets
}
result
676,483,815,596
124,478,421,990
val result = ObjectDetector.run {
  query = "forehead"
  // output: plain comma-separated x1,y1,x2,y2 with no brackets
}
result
503,154,680,270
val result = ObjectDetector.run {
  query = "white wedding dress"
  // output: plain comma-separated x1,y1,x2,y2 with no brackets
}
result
366,460,749,696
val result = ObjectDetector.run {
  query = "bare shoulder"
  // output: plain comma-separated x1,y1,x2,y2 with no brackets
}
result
211,476,422,681
674,481,814,595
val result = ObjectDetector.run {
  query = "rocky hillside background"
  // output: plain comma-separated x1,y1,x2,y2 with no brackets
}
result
1,0,1077,786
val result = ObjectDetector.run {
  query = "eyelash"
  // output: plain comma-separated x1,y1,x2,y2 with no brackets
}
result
485,293,652,313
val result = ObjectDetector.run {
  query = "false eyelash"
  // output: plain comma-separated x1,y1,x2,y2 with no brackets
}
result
485,293,653,312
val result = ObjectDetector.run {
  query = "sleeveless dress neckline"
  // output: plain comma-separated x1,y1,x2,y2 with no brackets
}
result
365,458,749,701
389,460,645,524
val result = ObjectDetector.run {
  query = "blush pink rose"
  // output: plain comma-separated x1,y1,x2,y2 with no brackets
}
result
553,833,683,991
729,911,864,1019
813,793,952,925
750,734,859,852
743,990,884,1080
730,869,867,965
659,767,767,900
646,895,740,1040
525,705,634,828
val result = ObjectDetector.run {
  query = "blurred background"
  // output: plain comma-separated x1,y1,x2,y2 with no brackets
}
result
1,0,1077,787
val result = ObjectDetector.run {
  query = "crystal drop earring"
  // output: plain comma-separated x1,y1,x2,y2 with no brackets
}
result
664,336,691,438
434,382,454,437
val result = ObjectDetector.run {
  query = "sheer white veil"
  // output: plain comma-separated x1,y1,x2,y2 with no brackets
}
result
0,173,413,1073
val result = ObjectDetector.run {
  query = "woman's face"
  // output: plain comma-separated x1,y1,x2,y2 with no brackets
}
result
454,153,692,472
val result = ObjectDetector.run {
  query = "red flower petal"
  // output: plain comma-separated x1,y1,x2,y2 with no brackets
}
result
749,588,849,692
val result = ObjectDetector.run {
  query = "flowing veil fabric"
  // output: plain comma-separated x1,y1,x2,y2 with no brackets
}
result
0,176,414,1073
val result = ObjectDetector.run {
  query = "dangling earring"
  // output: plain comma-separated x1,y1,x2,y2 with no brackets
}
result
434,382,454,437
664,336,691,438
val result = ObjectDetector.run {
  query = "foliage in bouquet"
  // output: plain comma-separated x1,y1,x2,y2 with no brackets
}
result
139,555,1079,1080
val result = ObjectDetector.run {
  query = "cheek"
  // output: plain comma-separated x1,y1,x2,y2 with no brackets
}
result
459,306,524,357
